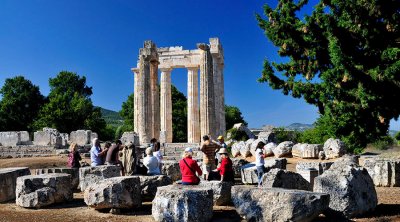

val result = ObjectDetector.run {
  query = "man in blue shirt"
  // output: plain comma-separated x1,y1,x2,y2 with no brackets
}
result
90,138,108,166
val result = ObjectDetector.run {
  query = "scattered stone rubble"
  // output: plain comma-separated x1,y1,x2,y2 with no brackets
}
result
84,176,142,210
273,141,294,158
0,167,31,202
152,185,213,222
323,138,346,159
261,168,312,191
232,186,330,222
16,173,73,208
363,157,400,187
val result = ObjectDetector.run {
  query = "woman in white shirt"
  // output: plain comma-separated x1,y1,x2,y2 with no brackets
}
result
255,141,266,187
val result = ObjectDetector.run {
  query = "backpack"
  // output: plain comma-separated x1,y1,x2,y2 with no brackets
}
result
67,152,75,168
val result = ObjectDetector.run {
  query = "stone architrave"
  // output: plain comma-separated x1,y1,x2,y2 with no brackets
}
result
0,167,31,202
187,67,200,143
160,68,173,143
198,43,216,139
150,60,160,140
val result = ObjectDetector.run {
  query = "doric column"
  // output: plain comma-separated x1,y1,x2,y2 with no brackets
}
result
212,58,221,136
218,64,226,135
198,43,216,139
137,56,152,144
132,68,140,134
160,68,173,143
187,67,200,143
150,61,160,140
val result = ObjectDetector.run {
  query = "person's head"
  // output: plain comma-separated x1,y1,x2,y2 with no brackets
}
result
154,142,161,152
150,138,157,144
203,135,209,141
69,143,78,152
217,135,224,142
182,147,193,158
145,147,153,156
256,141,265,149
218,148,229,159
92,138,100,147
105,142,112,148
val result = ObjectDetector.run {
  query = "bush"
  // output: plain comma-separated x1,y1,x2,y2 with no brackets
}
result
372,136,394,150
395,131,400,144
297,128,330,144
226,128,249,141
273,127,301,143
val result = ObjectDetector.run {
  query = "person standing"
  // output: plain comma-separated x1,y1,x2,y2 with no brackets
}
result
214,135,227,166
179,147,202,185
143,147,160,175
105,140,125,175
255,141,266,187
214,148,234,182
200,135,220,180
90,138,107,166
67,143,81,168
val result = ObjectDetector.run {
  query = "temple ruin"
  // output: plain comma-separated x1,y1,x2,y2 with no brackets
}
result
132,38,225,144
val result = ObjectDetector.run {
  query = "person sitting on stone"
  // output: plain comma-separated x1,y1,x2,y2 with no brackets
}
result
255,141,266,187
105,140,125,175
200,135,220,180
90,138,107,166
67,143,81,168
153,142,163,172
179,147,202,185
143,147,160,176
212,148,234,182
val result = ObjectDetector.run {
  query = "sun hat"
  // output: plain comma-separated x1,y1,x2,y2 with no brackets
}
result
217,135,224,140
218,148,228,154
184,147,193,153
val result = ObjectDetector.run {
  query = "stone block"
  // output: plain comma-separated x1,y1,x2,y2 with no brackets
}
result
261,168,312,191
19,131,31,145
70,130,92,146
314,161,377,218
120,132,140,146
16,173,73,208
231,141,244,157
133,175,172,201
296,161,334,175
241,158,287,184
79,165,121,191
232,158,249,178
33,128,62,146
363,158,400,187
34,168,79,190
232,186,330,222
161,160,181,181
273,141,294,158
297,168,319,189
292,143,322,159
257,131,275,143
0,167,31,202
152,185,213,222
263,142,276,157
0,132,21,146
323,138,346,159
198,181,232,206
84,176,141,210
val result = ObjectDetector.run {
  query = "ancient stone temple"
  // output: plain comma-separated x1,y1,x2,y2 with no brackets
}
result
132,38,225,144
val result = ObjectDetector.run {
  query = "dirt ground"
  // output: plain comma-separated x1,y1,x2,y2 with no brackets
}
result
0,155,400,222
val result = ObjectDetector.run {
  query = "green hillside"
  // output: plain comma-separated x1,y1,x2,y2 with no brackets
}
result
98,107,124,127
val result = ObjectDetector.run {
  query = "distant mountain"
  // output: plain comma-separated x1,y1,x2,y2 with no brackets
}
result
285,123,314,131
98,107,124,127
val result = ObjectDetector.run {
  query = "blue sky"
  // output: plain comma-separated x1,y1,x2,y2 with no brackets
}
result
0,0,399,130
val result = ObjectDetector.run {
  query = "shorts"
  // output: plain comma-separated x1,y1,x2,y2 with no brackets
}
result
202,162,216,174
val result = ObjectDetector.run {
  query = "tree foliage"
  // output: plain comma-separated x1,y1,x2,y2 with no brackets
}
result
256,0,400,151
225,105,247,130
0,76,45,131
34,71,107,137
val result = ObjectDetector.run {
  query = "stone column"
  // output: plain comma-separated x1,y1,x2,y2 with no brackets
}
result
187,67,200,143
198,43,216,139
137,55,152,144
132,68,140,134
160,68,173,143
212,58,221,137
218,64,226,136
150,61,160,140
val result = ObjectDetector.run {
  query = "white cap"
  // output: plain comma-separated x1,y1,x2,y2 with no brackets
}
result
184,147,193,153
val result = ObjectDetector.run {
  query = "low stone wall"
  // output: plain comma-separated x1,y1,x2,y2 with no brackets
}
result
0,167,31,202
0,131,31,147
0,145,56,158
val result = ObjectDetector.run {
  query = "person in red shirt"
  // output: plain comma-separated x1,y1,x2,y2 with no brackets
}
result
214,148,234,182
179,147,202,185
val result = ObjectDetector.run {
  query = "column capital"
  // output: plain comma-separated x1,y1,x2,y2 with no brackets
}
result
131,68,140,74
186,66,199,71
159,67,173,72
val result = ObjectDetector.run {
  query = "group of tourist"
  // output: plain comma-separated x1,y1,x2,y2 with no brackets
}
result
179,135,234,185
